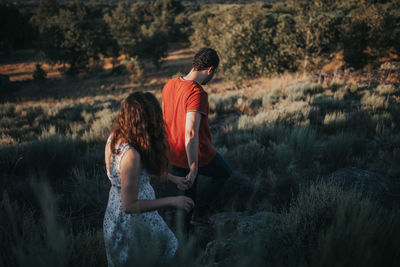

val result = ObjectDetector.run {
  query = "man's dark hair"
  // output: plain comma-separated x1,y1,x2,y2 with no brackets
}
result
192,48,219,71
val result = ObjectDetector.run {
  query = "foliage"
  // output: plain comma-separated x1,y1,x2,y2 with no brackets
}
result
190,4,289,83
32,1,115,75
33,64,47,80
282,181,400,267
0,3,35,52
189,0,400,82
104,0,185,67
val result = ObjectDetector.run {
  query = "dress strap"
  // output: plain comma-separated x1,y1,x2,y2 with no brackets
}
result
117,143,132,162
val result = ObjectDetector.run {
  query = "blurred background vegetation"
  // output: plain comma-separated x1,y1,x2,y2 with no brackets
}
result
1,0,400,266
1,0,399,79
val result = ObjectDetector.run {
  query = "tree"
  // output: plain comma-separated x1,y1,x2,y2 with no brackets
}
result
286,0,341,72
190,4,286,83
340,1,399,69
104,2,171,67
30,0,59,29
0,3,34,52
37,1,115,75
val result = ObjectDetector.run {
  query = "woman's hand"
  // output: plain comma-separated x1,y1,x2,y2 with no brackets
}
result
173,196,194,212
168,173,189,190
183,169,197,189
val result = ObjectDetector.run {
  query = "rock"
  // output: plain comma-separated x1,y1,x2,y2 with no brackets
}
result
200,211,282,266
235,212,281,235
193,212,249,247
323,167,400,209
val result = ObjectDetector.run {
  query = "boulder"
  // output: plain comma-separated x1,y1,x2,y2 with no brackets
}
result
323,167,400,209
198,211,282,266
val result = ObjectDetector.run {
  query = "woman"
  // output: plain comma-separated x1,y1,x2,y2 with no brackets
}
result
103,92,194,266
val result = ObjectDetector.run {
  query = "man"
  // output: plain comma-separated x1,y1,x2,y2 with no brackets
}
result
162,48,232,232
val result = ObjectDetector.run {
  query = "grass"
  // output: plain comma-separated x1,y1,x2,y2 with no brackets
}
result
281,181,400,267
1,47,400,266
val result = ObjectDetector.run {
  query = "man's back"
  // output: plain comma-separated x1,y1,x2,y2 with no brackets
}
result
162,77,216,169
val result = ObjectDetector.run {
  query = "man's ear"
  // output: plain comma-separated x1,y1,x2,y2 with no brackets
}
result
207,66,214,74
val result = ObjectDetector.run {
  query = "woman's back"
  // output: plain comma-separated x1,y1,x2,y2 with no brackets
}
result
103,137,177,266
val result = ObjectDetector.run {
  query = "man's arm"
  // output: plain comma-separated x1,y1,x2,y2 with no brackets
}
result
184,111,202,187
120,148,194,213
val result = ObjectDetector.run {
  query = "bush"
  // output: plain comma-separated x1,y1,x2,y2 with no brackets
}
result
124,57,144,82
18,130,82,178
322,132,356,171
33,64,47,80
36,2,113,75
190,4,287,83
361,92,389,111
0,3,35,51
375,84,397,96
0,182,69,267
261,88,284,107
285,81,322,102
282,181,400,266
322,111,348,133
209,92,240,116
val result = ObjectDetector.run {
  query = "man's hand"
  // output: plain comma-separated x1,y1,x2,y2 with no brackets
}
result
183,169,197,189
168,173,189,190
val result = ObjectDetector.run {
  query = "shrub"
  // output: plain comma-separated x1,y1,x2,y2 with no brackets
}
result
124,56,144,82
361,92,389,111
322,111,348,133
0,182,69,267
312,95,346,113
375,84,397,96
18,130,82,178
282,181,400,266
190,4,287,83
226,140,268,175
278,101,312,125
270,142,297,173
322,132,356,171
287,126,317,167
262,88,283,107
36,2,113,75
209,92,240,116
33,64,47,80
0,103,15,117
82,108,116,143
285,81,322,102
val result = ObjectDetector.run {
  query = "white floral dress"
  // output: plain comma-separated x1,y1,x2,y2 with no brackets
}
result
103,138,178,266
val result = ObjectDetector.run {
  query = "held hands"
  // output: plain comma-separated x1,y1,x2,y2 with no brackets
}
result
183,169,197,189
168,172,197,190
169,174,189,190
173,196,194,212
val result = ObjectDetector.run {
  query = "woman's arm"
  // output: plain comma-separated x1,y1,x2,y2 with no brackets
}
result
120,148,194,214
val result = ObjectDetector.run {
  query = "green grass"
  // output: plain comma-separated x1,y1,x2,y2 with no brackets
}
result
1,74,400,266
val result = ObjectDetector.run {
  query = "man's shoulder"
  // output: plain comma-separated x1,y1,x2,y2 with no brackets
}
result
164,77,179,88
164,77,205,94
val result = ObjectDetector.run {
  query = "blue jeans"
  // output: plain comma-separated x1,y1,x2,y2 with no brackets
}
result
171,152,232,234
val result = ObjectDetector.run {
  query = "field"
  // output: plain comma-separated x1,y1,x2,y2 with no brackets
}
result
1,42,400,266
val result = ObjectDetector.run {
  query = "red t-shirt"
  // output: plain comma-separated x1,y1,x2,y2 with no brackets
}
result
162,77,216,168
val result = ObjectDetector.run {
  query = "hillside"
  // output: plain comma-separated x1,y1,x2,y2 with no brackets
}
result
1,44,400,266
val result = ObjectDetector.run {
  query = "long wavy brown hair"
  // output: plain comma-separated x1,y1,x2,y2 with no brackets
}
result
109,92,168,179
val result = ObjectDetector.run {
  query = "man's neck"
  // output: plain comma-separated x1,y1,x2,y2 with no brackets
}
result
183,70,203,85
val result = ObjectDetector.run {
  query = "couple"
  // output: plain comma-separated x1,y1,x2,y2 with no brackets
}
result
103,48,232,265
